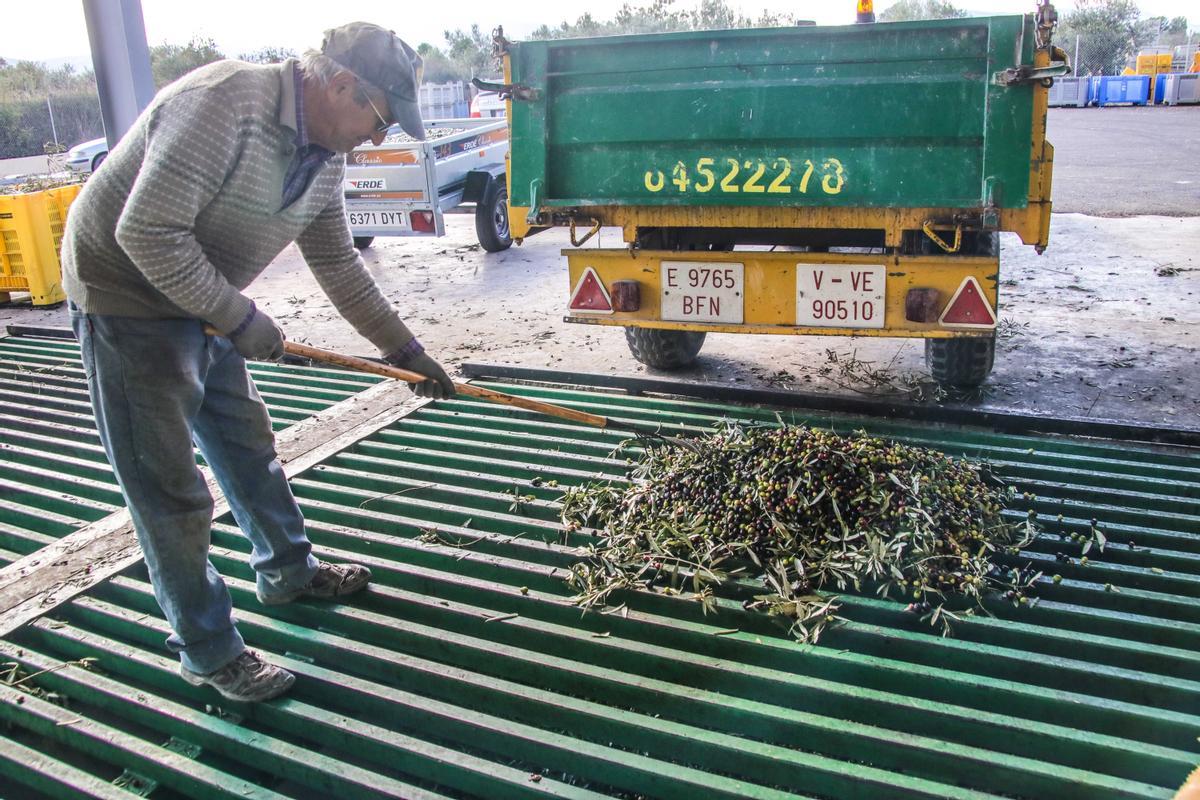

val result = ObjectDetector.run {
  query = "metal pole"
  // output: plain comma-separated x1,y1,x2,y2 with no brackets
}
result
46,96,58,145
81,0,155,150
1074,34,1080,75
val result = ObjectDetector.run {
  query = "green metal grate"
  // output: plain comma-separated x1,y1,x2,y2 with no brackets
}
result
0,333,382,567
0,364,1197,799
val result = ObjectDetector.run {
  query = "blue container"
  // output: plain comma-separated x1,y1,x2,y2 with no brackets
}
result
1154,74,1169,104
1095,75,1150,106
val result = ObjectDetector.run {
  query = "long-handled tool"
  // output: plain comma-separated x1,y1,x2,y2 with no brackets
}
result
211,329,697,450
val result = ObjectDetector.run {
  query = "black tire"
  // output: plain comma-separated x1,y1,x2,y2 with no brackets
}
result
972,231,999,257
353,236,375,250
475,179,513,252
624,328,706,370
91,151,107,172
925,337,996,388
919,230,999,388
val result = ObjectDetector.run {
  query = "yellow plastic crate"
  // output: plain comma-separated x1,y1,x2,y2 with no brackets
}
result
0,183,81,306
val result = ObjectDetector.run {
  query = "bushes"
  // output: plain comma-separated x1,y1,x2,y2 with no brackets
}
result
0,94,103,160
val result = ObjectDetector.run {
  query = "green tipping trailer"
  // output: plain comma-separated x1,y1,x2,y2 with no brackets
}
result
498,6,1068,386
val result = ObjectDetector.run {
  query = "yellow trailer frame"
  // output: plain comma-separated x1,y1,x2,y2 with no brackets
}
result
564,249,998,338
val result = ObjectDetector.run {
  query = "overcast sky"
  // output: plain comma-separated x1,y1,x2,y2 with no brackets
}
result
4,0,1197,65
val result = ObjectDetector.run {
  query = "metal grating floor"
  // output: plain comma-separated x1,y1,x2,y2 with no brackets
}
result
0,349,1197,799
0,333,382,567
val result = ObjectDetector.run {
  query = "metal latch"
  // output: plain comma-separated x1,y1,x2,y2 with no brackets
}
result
471,78,541,102
992,60,1071,87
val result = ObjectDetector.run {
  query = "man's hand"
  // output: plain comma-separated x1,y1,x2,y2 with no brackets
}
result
229,306,285,361
385,342,455,399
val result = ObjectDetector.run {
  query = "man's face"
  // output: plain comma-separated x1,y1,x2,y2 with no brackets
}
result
309,73,391,153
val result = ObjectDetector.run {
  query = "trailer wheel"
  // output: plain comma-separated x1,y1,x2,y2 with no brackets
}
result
476,179,513,252
918,230,999,388
353,236,375,250
925,337,996,388
625,328,706,370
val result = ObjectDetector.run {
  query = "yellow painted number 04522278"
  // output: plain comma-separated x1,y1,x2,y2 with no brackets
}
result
645,157,845,195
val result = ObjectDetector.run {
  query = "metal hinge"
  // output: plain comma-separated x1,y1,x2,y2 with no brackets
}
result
471,78,541,102
992,60,1071,87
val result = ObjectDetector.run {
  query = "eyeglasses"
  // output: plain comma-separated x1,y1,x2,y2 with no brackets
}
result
361,86,392,134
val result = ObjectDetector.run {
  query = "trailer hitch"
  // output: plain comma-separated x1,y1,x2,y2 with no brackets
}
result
569,217,602,247
921,220,963,254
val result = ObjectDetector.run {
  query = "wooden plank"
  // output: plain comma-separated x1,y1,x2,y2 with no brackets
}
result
0,379,423,636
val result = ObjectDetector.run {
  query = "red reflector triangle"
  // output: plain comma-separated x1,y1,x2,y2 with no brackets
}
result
568,267,613,314
939,276,996,329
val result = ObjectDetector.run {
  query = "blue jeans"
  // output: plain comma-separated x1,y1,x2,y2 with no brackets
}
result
70,305,318,674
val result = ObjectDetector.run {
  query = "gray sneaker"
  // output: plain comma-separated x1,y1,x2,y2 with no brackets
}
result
257,560,373,606
180,650,295,702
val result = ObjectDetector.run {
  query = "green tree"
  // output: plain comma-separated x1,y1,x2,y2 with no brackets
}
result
417,43,468,83
1139,15,1192,48
878,0,968,22
529,0,796,39
150,36,224,88
443,25,496,79
237,46,296,64
1058,0,1153,75
0,60,96,102
0,59,102,156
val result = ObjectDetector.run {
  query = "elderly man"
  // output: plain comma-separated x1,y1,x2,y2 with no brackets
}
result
61,23,453,702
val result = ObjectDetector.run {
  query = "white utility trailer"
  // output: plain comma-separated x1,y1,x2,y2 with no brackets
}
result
344,118,511,252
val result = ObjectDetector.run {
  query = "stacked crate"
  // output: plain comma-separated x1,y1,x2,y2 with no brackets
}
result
1137,52,1173,104
0,184,81,307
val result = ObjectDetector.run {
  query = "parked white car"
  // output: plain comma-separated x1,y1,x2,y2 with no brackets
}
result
469,90,506,118
65,137,108,174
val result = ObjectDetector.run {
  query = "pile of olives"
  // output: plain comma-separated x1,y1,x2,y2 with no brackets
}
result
562,423,1037,641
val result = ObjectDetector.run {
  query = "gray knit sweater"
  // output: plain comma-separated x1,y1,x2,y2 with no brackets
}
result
62,58,413,355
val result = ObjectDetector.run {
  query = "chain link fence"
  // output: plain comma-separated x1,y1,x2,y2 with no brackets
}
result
1066,32,1198,78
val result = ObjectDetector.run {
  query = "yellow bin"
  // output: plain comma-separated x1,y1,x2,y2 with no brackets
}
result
0,183,82,306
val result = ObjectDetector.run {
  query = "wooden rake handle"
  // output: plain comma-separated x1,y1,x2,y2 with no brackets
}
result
278,340,615,432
